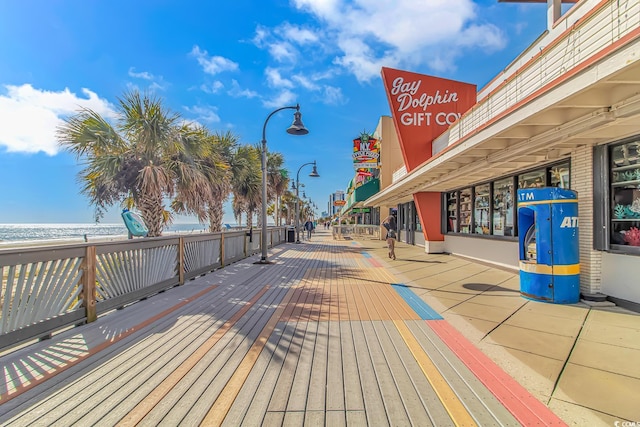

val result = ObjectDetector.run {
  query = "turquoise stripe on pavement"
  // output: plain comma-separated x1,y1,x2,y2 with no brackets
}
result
362,252,372,258
392,284,443,320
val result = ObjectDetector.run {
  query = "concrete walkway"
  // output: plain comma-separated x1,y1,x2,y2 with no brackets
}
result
0,228,637,426
352,231,640,425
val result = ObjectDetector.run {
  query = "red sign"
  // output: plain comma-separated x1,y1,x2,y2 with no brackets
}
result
333,200,346,206
381,67,476,172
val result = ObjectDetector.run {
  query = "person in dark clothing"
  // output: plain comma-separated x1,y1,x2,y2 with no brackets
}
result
382,214,397,260
304,219,314,239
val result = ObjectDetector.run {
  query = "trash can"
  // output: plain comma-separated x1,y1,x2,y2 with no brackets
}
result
287,227,296,243
517,187,580,303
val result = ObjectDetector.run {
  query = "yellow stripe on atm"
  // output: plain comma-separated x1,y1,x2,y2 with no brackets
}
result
517,199,579,206
519,262,580,275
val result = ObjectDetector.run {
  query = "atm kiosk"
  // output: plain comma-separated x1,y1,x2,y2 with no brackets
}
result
517,188,580,303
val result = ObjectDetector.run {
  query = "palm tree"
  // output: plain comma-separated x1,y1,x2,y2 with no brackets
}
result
266,152,288,226
57,90,210,237
280,190,297,225
231,144,262,228
190,130,240,233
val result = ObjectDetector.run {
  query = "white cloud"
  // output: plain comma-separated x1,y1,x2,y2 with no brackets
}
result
252,24,306,64
265,68,294,89
321,85,345,105
228,80,259,99
457,24,506,51
128,67,168,91
292,74,320,91
0,84,116,155
288,0,507,82
268,41,297,63
200,81,224,94
128,67,155,80
277,23,319,45
184,105,221,123
190,45,239,75
262,90,297,109
333,37,393,83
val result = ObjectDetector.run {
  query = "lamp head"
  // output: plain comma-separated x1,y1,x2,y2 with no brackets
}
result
309,161,320,178
286,105,309,135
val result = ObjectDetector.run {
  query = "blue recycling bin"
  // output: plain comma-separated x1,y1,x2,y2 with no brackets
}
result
517,188,580,303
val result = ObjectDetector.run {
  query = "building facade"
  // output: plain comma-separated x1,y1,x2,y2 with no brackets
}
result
364,0,640,309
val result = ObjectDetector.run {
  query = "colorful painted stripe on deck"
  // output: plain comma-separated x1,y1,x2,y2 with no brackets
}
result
428,320,567,426
392,284,442,320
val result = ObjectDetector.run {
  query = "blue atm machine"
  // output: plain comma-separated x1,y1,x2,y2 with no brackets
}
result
517,188,580,303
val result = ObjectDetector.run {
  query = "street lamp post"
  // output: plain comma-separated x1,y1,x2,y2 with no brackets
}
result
258,104,308,264
294,161,319,243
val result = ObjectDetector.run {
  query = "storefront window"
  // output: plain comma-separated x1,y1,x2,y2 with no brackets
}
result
519,169,546,188
610,141,640,248
549,162,570,188
443,160,569,239
459,188,472,233
474,184,490,234
493,178,514,236
446,191,458,232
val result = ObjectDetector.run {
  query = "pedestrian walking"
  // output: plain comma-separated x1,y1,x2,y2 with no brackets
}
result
382,214,397,260
304,219,315,240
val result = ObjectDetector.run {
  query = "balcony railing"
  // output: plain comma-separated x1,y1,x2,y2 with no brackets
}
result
447,0,639,148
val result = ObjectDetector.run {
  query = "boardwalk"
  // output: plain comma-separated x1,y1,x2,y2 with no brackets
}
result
1,230,566,426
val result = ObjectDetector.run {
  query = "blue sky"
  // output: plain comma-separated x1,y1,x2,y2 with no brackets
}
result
0,0,551,224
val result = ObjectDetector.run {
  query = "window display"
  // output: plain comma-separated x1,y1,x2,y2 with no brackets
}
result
493,178,514,236
446,191,457,232
442,161,569,238
519,169,545,188
459,188,472,233
474,184,490,234
549,162,570,188
610,140,640,247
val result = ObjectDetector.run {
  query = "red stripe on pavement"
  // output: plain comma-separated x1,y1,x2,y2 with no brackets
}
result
369,258,384,267
428,320,567,426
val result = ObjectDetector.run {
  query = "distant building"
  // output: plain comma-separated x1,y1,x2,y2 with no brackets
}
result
329,191,345,217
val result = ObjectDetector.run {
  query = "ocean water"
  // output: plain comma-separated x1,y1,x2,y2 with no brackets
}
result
0,223,210,244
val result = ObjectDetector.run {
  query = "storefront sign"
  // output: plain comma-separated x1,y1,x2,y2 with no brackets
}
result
333,200,346,206
381,67,476,172
352,208,370,213
352,132,380,169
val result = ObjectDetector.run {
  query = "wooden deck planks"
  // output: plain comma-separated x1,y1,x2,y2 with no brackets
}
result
143,284,288,426
393,319,478,426
348,318,389,427
196,285,296,426
0,235,540,427
326,319,345,412
222,321,296,426
2,284,260,426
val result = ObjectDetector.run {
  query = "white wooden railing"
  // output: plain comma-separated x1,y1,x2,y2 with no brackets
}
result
0,227,286,352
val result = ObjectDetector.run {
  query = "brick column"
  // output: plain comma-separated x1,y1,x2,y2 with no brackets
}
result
572,146,602,294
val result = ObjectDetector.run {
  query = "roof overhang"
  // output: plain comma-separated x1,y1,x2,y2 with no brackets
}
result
366,39,640,207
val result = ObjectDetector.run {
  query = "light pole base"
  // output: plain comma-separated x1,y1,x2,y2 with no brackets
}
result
254,259,275,265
